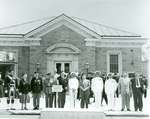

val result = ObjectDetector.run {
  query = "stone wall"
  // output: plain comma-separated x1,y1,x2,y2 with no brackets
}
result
96,47,146,75
18,46,30,77
0,46,30,78
30,25,95,74
29,25,146,75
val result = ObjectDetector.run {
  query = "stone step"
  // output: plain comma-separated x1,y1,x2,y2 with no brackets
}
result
0,115,39,119
0,109,148,119
105,111,149,118
9,110,40,115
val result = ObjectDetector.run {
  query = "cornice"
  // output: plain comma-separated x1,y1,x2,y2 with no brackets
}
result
85,38,146,48
0,38,41,46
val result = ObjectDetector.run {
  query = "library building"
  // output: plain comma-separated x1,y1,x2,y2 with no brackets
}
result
0,14,147,79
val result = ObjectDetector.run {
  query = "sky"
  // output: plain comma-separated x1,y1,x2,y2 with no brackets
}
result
0,0,149,37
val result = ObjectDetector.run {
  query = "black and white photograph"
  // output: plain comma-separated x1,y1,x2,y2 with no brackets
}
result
0,0,149,119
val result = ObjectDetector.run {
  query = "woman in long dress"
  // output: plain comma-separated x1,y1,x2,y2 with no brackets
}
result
68,72,79,108
105,73,118,111
91,71,103,108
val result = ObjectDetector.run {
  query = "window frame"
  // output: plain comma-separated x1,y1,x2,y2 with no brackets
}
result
107,50,122,74
0,49,18,76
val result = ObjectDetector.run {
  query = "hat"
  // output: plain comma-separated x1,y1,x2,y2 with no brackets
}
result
71,72,76,77
107,73,113,77
95,71,101,76
46,73,51,75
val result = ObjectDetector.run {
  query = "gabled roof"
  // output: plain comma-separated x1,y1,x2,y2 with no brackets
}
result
0,16,55,35
72,17,140,37
0,14,141,38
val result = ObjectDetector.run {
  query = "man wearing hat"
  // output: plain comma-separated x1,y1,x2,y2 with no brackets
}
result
68,72,79,108
91,71,103,108
105,73,118,111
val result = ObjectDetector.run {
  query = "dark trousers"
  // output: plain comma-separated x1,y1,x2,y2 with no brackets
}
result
77,88,80,100
80,93,89,108
33,93,40,109
20,94,27,109
58,92,66,108
45,93,56,108
133,88,143,111
116,88,119,98
101,90,108,105
144,89,147,98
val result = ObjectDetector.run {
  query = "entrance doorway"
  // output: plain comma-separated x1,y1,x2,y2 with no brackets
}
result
55,62,71,74
0,64,15,79
46,43,80,75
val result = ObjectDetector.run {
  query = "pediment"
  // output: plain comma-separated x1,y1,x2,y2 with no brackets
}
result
46,43,80,54
25,14,99,39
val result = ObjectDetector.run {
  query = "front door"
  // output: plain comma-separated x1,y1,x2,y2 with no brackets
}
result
55,62,72,74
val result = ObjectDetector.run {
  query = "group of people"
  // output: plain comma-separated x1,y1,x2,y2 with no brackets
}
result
0,69,148,111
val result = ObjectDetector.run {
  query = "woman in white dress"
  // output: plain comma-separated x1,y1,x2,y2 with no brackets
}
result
105,73,118,111
91,71,103,108
68,72,79,108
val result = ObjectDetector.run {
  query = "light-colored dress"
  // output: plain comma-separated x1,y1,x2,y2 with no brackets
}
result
91,77,103,108
68,77,79,108
105,78,118,110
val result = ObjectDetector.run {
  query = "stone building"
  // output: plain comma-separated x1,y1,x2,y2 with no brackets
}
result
0,14,147,78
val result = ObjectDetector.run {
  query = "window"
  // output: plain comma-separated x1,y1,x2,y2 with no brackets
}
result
56,63,61,74
109,54,119,73
107,51,122,74
64,63,70,73
0,50,18,77
55,62,71,74
0,51,16,62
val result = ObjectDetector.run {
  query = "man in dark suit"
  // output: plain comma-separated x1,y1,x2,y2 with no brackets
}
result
142,76,148,98
131,73,144,111
31,72,43,110
113,73,119,98
43,73,57,108
57,72,68,108
101,73,108,105
18,73,30,110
